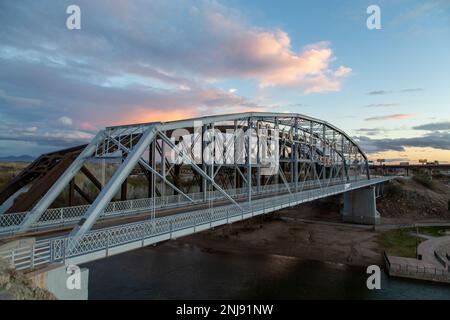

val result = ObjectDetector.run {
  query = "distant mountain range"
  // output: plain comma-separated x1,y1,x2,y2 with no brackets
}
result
0,155,35,162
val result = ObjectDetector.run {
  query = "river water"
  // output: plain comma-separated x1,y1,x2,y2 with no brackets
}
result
84,242,450,300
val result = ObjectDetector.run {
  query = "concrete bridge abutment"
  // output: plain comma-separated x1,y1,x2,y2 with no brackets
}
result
342,186,380,225
26,263,89,300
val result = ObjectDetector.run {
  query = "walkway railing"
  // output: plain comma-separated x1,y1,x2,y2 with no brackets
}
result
388,262,450,282
0,176,358,236
0,177,391,270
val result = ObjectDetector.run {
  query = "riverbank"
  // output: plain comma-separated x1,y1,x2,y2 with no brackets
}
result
175,187,450,268
177,213,383,267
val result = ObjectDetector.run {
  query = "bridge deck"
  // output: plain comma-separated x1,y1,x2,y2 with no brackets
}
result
0,177,391,271
0,177,357,238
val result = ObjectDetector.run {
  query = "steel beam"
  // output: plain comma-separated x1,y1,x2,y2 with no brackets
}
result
18,131,106,233
157,130,242,210
68,127,158,243
247,118,252,205
293,118,299,191
108,136,193,203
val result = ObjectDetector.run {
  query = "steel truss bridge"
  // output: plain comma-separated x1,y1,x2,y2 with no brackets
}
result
0,112,392,271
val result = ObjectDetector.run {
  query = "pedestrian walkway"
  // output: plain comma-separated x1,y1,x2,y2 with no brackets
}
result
418,236,450,269
385,236,450,284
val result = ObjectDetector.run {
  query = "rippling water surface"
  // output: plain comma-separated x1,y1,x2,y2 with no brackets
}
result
84,243,450,300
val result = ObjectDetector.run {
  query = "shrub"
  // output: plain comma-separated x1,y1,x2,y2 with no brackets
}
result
413,174,435,190
385,182,402,197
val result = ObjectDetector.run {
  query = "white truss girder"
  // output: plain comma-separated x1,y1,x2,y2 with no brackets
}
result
15,112,370,241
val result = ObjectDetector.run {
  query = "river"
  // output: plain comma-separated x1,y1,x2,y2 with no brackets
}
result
83,242,450,300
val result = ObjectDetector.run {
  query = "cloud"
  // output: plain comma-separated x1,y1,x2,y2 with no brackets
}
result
0,1,279,145
413,121,450,131
0,56,265,127
1,1,350,93
394,1,450,25
0,0,356,156
58,116,73,126
368,157,411,163
365,103,399,108
366,88,424,95
367,90,390,95
401,88,424,93
334,66,352,77
0,122,94,147
0,89,42,108
356,132,450,153
355,128,385,135
355,127,408,135
283,103,304,108
364,114,416,121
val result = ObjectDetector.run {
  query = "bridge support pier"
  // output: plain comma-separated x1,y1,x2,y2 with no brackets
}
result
342,186,380,225
27,263,89,300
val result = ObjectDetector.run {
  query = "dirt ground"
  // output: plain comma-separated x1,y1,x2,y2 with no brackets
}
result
179,216,382,267
0,259,55,300
377,177,450,224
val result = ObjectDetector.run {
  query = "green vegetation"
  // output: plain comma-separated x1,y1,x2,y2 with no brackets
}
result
379,228,422,258
417,226,450,237
0,172,14,190
380,226,450,258
432,172,446,180
0,162,29,190
385,182,403,197
412,174,435,190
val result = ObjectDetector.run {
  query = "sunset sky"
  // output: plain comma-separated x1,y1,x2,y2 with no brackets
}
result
0,0,449,163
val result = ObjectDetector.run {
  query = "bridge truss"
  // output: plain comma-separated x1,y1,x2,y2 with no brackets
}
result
1,112,370,246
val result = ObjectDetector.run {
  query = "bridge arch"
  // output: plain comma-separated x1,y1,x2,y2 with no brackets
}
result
1,112,371,238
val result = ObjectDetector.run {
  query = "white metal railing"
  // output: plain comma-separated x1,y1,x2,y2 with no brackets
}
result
0,177,391,270
0,176,358,236
0,240,51,270
388,262,450,281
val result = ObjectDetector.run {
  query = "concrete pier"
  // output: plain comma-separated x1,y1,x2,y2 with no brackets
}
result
342,186,380,225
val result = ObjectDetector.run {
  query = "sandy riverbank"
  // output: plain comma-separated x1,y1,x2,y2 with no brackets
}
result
176,203,383,267
175,185,450,268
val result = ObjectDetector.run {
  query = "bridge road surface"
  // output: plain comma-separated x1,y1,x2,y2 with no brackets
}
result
1,179,338,243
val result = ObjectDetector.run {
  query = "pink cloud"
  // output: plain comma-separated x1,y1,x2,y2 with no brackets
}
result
334,66,353,77
92,0,353,94
201,10,352,91
82,86,267,127
78,121,97,131
365,113,416,121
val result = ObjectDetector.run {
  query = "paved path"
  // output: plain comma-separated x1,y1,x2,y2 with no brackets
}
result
386,236,450,283
278,217,375,229
375,222,450,232
278,217,450,233
418,236,450,269
408,232,434,240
